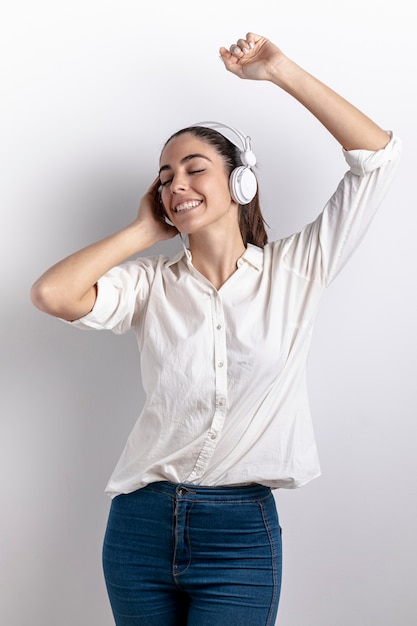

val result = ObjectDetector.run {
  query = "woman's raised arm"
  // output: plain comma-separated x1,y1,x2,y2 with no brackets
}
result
220,32,390,151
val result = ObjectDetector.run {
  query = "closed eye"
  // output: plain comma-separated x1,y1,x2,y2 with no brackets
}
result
160,169,205,187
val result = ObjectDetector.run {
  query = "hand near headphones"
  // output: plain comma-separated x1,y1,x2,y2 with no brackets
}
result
135,177,178,243
219,32,287,82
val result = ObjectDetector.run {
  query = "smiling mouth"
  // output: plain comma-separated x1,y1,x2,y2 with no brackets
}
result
173,200,202,213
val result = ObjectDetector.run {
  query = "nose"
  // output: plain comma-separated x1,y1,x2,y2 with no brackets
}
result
170,172,188,193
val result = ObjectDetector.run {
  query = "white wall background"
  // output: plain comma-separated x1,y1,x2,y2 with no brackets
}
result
1,1,416,624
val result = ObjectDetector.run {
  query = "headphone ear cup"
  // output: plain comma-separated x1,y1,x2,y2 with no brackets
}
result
229,166,258,204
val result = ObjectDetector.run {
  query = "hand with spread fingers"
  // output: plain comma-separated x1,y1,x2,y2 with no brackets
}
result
219,32,287,82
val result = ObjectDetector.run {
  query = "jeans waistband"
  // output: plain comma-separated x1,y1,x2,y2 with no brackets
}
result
145,481,272,501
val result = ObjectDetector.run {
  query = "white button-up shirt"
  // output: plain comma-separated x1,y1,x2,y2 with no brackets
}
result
69,134,401,497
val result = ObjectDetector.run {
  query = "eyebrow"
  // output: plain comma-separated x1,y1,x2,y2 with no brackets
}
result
159,153,212,175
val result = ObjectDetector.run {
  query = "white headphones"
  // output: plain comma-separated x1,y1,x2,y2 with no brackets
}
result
193,121,258,204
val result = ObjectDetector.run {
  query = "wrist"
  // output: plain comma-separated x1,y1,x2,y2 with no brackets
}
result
267,56,303,90
123,219,159,252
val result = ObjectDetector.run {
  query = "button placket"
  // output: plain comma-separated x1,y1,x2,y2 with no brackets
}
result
186,293,228,482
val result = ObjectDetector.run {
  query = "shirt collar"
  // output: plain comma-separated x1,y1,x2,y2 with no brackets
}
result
165,236,191,268
165,238,264,271
241,243,264,270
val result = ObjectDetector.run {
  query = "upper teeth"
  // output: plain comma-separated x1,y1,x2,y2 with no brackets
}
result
175,200,201,212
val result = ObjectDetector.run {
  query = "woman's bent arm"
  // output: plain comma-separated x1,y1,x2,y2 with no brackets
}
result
31,179,177,321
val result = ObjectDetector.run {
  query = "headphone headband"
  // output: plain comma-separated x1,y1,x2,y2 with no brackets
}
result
192,120,257,167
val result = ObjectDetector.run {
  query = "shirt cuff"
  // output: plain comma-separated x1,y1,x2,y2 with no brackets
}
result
342,131,401,176
63,276,119,330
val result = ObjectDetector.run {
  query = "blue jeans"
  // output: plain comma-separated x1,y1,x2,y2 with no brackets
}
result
102,482,282,625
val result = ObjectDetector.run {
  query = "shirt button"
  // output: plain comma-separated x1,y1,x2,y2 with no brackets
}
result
210,433,217,440
218,361,224,368
216,324,222,330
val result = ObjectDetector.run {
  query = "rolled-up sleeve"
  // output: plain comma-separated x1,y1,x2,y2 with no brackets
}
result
282,132,402,285
65,257,161,334
342,133,401,176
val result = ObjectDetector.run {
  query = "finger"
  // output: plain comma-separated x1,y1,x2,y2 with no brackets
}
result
219,46,232,61
246,32,261,46
229,42,243,57
236,38,253,54
229,40,256,59
219,46,240,71
229,39,251,56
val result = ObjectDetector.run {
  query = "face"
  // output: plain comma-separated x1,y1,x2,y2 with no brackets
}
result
159,133,238,236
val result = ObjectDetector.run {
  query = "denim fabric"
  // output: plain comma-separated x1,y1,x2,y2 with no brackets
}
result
102,482,282,625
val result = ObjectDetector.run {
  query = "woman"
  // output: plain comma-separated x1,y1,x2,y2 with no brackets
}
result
31,32,400,626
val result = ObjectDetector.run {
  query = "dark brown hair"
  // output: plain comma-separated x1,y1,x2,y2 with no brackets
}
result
161,126,269,248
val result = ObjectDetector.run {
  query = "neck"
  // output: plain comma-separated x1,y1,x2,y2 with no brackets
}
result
188,229,246,290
